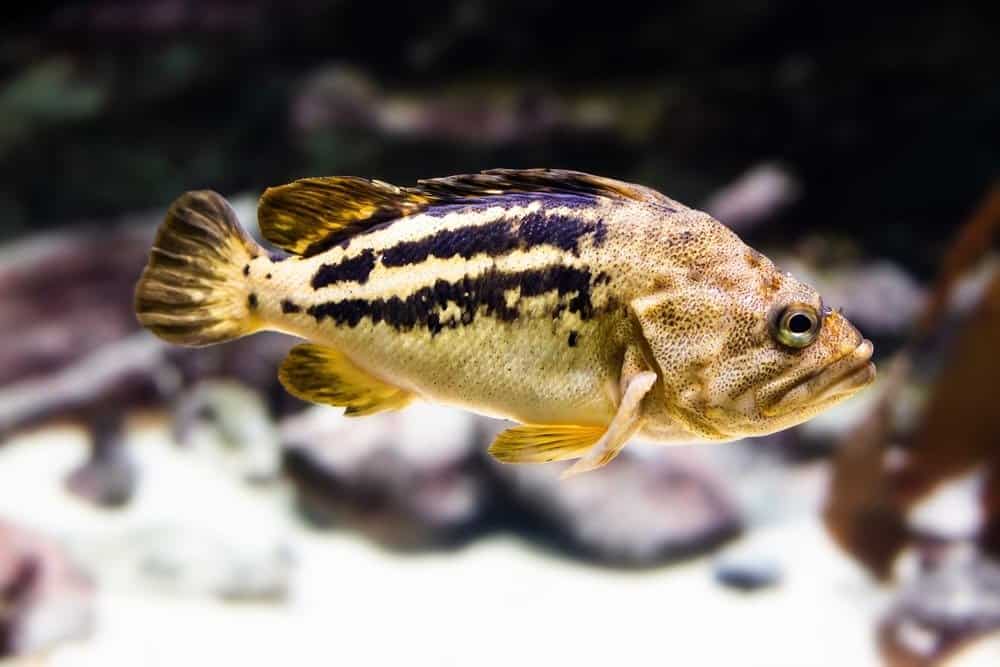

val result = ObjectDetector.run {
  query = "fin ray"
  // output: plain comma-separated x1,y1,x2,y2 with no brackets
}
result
488,424,605,464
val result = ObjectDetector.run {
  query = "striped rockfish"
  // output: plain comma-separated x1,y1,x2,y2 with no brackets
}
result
135,169,875,476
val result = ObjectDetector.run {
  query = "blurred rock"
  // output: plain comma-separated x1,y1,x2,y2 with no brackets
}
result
0,224,154,387
774,255,926,345
292,65,663,147
65,521,293,603
281,404,495,549
0,520,94,657
823,261,926,341
703,162,800,233
129,525,292,601
492,448,742,566
879,553,1000,667
713,539,783,591
173,380,283,484
0,220,300,450
65,412,137,508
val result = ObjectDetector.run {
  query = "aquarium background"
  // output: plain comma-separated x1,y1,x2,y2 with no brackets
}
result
0,2,998,665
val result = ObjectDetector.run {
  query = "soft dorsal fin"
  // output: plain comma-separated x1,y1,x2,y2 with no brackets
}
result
258,169,682,257
258,177,431,256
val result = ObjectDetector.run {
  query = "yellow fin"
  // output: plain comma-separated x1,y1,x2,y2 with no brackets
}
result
488,424,605,464
135,191,262,347
258,177,430,256
278,344,413,416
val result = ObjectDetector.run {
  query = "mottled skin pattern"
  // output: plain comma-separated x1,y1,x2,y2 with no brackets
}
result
136,170,875,474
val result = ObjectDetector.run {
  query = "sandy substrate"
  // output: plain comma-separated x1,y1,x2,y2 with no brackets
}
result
0,425,887,667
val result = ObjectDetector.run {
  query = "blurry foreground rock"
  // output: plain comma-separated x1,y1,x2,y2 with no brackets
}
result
0,520,93,657
282,404,497,549
493,449,742,566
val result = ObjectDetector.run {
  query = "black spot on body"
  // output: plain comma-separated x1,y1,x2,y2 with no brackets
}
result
281,299,301,314
593,220,607,246
567,331,579,347
242,264,250,276
312,249,377,288
247,293,258,310
269,251,291,262
266,273,272,280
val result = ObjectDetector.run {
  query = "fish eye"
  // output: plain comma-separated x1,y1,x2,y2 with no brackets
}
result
772,303,821,349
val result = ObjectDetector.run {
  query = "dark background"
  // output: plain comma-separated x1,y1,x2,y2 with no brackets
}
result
1,1,996,276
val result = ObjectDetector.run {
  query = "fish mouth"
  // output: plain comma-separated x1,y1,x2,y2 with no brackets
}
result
762,339,876,417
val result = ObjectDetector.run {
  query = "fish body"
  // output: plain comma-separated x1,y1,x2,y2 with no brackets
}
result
136,170,875,475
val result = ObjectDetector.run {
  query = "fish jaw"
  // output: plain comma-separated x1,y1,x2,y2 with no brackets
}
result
760,338,876,419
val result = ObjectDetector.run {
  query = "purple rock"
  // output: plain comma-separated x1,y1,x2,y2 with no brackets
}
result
492,445,743,566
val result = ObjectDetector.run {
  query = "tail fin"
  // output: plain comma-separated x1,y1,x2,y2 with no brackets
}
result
135,190,263,347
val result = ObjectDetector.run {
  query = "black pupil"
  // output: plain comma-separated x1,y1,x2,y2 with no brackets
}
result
788,313,813,334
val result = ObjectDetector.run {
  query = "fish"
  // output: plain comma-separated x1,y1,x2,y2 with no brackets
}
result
135,169,876,477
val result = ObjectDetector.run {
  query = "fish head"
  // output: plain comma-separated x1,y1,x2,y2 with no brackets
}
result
633,216,876,440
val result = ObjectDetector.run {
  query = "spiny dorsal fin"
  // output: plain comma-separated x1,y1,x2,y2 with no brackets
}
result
278,343,413,416
488,424,605,464
414,168,678,207
258,169,682,257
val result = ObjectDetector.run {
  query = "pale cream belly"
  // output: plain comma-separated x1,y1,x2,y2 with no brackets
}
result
313,315,622,426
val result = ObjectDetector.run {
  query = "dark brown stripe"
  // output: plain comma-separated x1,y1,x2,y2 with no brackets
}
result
311,249,376,289
379,212,601,268
306,191,598,255
307,265,606,335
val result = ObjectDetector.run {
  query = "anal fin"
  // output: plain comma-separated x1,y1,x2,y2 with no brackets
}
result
488,424,605,464
278,344,413,416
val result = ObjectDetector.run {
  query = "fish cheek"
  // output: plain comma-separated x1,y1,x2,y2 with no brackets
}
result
629,291,731,438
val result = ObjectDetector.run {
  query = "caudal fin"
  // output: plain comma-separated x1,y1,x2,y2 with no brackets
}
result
135,190,263,346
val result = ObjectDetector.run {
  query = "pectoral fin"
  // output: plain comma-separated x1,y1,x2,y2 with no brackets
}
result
278,344,413,416
560,370,658,479
488,424,605,464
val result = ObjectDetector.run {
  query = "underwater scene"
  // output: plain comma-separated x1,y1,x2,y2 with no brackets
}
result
0,2,998,665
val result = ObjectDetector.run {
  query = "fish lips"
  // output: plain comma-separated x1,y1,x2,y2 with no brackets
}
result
761,339,876,417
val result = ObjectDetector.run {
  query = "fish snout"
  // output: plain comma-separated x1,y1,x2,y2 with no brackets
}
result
762,338,876,417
